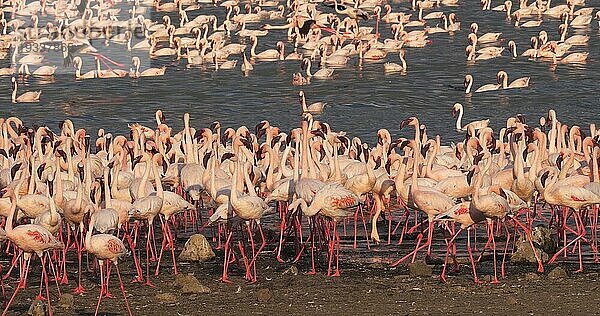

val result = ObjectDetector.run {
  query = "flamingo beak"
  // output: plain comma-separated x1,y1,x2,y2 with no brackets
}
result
556,154,564,170
399,117,412,129
221,152,235,163
466,168,475,186
37,163,46,179
10,163,21,179
540,171,550,187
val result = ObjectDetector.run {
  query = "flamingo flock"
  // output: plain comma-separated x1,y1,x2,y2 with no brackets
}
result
0,105,599,313
1,0,597,101
0,0,598,312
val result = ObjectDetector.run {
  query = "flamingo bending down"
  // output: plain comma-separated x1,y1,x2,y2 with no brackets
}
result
288,182,360,276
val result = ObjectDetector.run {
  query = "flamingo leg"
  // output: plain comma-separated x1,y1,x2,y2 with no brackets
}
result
220,231,234,284
73,227,86,294
467,229,482,284
490,221,499,284
144,225,155,287
512,218,544,273
332,222,341,277
154,216,168,276
441,228,463,283
501,224,511,279
166,220,178,275
41,254,53,316
128,222,144,283
95,261,105,316
115,263,133,316
247,223,266,283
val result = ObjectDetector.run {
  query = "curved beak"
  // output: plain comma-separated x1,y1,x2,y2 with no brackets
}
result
399,117,413,130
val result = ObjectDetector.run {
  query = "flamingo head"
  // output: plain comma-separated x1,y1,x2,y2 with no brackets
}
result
555,152,564,170
254,120,269,139
209,121,221,132
451,103,461,117
399,117,417,130
540,170,551,187
310,129,326,139
466,167,476,186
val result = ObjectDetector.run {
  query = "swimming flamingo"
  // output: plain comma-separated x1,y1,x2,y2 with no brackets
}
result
11,77,41,103
496,70,530,89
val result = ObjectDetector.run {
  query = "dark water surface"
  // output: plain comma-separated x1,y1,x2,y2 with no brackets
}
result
2,0,599,144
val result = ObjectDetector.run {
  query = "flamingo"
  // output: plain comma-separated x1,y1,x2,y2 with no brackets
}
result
301,58,334,79
1,187,64,316
452,103,490,132
288,182,360,276
497,70,530,89
85,209,132,316
463,74,501,93
11,77,41,103
299,90,326,114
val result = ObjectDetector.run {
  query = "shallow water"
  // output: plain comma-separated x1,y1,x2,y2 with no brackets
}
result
2,0,599,144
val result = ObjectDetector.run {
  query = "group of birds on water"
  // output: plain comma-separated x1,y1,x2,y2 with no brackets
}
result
0,0,598,101
0,102,600,313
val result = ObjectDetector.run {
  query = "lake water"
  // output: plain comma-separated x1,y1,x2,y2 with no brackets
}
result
2,0,599,144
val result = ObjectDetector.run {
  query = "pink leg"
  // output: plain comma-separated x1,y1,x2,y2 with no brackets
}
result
115,263,133,316
154,216,168,276
95,261,105,315
220,231,234,284
467,229,482,284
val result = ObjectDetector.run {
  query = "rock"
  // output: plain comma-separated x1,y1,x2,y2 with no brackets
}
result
531,226,556,254
156,293,178,304
58,293,74,309
408,262,432,277
179,234,215,262
524,272,541,281
28,299,45,316
506,295,518,305
282,265,298,276
511,228,552,264
548,266,568,279
174,274,211,294
256,288,272,303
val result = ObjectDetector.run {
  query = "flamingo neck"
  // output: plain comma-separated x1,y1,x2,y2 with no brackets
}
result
455,106,463,130
11,82,16,102
305,59,313,77
501,73,508,88
465,79,472,94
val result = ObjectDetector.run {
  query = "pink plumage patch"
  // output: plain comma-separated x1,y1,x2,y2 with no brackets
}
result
454,206,469,216
331,196,356,208
571,195,586,202
27,230,48,244
107,239,123,254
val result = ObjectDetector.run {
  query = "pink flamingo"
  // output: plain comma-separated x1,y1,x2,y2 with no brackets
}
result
1,187,64,316
86,209,133,316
